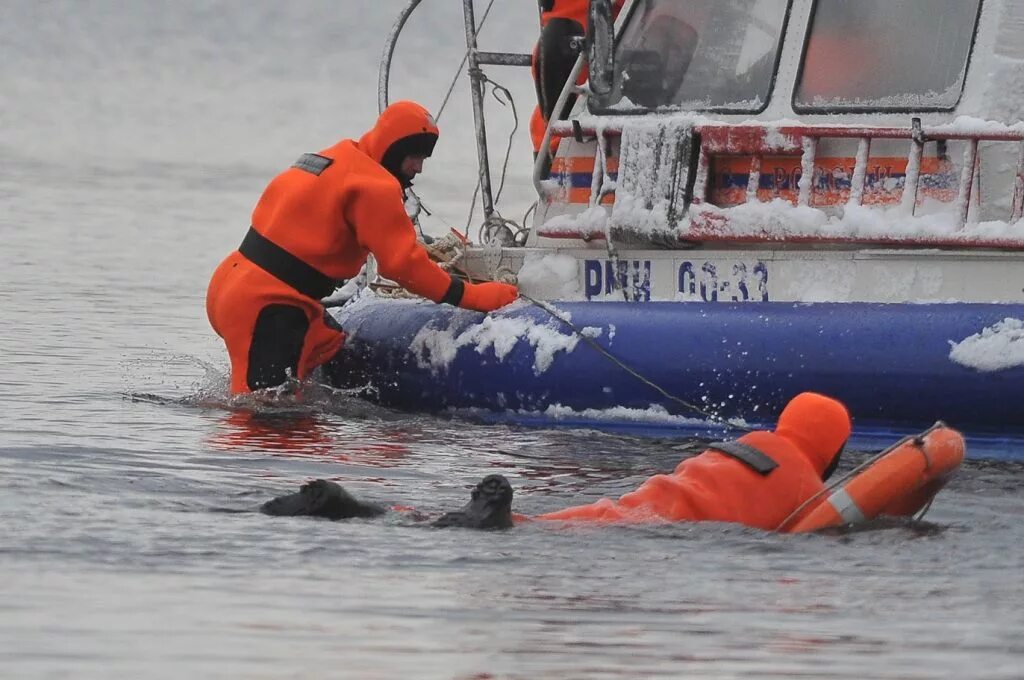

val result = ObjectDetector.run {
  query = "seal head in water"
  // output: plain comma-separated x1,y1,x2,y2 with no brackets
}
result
431,474,514,530
260,479,386,520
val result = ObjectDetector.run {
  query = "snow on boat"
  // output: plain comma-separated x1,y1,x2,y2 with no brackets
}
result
326,0,1024,461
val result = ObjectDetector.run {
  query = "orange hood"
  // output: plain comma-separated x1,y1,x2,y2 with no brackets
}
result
774,392,852,478
357,100,439,165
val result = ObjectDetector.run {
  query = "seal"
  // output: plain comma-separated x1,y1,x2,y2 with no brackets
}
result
260,479,386,520
260,474,514,530
432,474,514,530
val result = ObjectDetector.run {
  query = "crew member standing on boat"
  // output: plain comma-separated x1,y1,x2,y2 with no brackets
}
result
537,392,852,530
206,100,519,394
530,0,625,155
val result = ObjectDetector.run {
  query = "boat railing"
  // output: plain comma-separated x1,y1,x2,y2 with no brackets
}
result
531,52,588,199
542,118,1024,248
379,0,535,225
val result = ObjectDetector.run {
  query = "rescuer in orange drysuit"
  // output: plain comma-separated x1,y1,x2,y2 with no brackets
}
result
530,0,626,155
206,101,519,394
536,392,852,530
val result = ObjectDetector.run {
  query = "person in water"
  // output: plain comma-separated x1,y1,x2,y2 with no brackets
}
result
206,100,519,394
261,392,851,531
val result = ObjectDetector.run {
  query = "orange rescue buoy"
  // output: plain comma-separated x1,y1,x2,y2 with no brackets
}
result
784,424,965,533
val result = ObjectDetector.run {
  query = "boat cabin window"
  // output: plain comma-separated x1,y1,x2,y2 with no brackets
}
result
794,0,982,111
600,0,790,113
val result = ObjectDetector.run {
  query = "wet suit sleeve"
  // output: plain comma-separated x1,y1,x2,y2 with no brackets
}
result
349,179,454,303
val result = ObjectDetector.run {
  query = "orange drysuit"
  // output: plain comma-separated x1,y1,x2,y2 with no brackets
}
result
207,100,518,394
537,392,852,531
530,0,626,154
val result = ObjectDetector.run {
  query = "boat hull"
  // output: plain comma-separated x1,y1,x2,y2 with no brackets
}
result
325,298,1024,460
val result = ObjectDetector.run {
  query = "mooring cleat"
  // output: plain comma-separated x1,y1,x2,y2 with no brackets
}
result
432,474,514,530
260,479,386,520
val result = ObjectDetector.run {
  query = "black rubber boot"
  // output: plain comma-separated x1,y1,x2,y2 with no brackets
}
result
261,479,386,520
432,474,515,530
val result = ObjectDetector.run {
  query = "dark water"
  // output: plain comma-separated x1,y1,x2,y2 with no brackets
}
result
2,2,1023,678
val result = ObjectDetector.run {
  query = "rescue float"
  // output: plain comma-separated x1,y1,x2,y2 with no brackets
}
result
781,422,966,532
326,0,1024,461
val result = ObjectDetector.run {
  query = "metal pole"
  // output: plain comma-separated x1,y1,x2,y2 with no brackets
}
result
463,0,495,221
475,52,533,66
532,53,586,196
378,0,423,114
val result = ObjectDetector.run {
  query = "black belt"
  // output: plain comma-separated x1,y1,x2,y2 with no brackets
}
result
238,227,340,300
707,441,779,475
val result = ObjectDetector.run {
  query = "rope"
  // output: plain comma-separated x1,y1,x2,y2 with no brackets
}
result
405,187,431,242
482,73,519,205
419,240,748,429
519,292,753,430
479,214,529,247
913,496,935,523
464,176,482,233
417,188,746,430
436,0,498,122
405,187,470,244
465,70,525,240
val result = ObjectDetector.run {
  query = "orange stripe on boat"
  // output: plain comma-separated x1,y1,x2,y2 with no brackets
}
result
550,156,620,175
563,188,615,205
709,155,957,207
547,156,620,205
784,424,965,533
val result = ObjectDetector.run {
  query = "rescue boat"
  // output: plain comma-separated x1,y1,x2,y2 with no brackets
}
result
326,0,1024,461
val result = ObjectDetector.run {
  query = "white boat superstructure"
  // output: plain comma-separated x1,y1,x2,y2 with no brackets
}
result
330,0,1024,459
